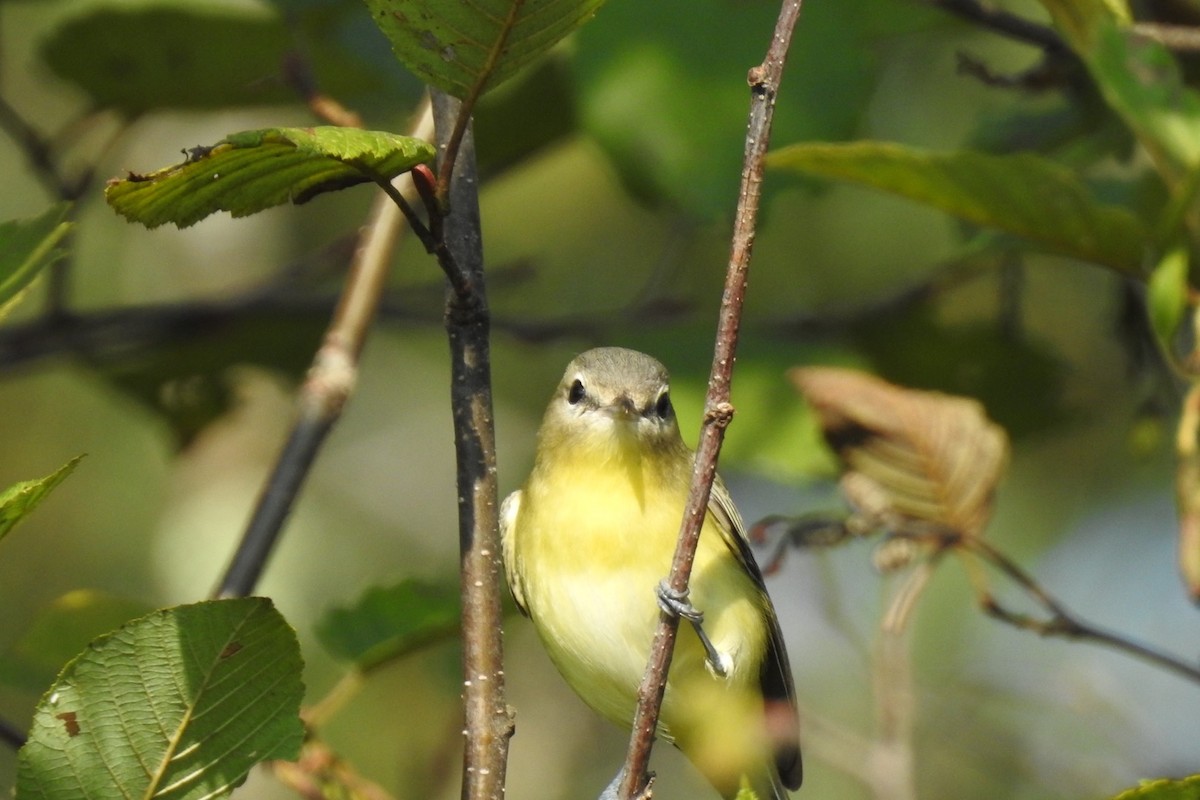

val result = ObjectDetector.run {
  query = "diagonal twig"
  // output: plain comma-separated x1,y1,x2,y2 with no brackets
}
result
213,99,434,598
617,2,806,796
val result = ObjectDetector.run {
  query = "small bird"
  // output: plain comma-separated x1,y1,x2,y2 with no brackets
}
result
501,347,801,799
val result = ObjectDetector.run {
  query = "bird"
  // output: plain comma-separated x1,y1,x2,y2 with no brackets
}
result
500,346,801,799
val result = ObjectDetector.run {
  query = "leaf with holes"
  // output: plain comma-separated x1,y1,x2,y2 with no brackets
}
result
364,0,606,98
106,126,435,229
16,598,304,800
767,142,1148,276
791,367,1009,537
0,456,83,544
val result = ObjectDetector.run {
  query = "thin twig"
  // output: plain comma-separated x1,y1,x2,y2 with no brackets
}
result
617,2,805,797
430,90,513,800
213,100,435,598
926,0,1067,53
958,537,1200,684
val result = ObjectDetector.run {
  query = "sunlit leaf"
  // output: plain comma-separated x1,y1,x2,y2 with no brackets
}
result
16,598,304,800
1110,775,1200,800
106,127,435,229
1175,384,1200,603
0,204,72,321
0,455,83,544
767,142,1148,276
0,591,153,693
791,367,1009,537
316,579,459,671
363,0,605,98
1033,0,1129,52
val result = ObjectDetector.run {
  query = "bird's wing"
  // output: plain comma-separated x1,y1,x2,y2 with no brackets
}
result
499,489,529,616
708,476,803,790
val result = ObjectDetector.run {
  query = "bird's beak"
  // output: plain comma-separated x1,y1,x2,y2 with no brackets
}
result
609,394,639,421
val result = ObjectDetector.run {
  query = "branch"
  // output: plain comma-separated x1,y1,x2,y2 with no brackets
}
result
959,536,1200,685
617,2,806,796
213,100,435,598
430,90,512,800
0,714,26,751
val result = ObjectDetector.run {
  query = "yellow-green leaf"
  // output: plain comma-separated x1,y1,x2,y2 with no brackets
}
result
106,127,435,229
0,455,83,544
0,204,72,321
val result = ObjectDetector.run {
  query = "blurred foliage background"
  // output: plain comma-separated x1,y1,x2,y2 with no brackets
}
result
0,0,1198,798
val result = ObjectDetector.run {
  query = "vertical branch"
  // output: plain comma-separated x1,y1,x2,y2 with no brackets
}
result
214,102,434,599
617,2,805,797
430,90,512,800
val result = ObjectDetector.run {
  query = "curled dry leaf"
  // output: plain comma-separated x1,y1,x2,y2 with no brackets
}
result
790,367,1009,538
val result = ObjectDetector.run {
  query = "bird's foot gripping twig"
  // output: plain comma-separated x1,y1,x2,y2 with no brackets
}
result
656,581,729,678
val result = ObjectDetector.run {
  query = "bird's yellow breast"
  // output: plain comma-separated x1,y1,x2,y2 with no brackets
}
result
509,439,768,733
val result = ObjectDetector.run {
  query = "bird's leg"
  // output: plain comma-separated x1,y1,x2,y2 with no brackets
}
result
656,580,729,678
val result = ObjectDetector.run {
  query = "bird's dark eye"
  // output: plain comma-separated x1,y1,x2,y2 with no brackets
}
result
567,379,585,405
654,391,673,419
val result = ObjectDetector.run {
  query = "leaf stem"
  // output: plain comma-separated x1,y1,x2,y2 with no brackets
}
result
616,2,805,796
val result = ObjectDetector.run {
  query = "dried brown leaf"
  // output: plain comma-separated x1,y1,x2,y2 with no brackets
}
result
790,367,1009,537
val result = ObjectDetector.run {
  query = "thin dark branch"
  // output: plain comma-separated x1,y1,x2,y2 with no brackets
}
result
960,537,1200,685
213,104,435,598
617,2,805,797
430,90,512,800
927,0,1067,53
0,714,27,751
0,94,75,199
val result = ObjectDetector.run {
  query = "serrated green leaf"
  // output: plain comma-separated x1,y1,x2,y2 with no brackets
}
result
1088,24,1200,184
106,126,435,229
0,203,72,321
1147,244,1189,348
1110,775,1200,800
0,455,83,544
363,0,605,98
40,5,388,115
316,579,459,671
16,598,304,800
0,591,154,693
767,142,1148,276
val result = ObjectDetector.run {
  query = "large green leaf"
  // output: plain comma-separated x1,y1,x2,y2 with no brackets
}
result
0,591,153,693
40,4,389,115
0,204,72,321
363,0,605,98
316,579,459,671
0,456,83,544
106,127,435,229
767,142,1148,275
16,598,304,800
573,0,895,215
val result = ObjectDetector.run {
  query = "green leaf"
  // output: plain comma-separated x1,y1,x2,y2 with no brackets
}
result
0,455,83,544
16,598,305,800
1087,24,1200,183
1110,775,1200,800
316,579,459,671
573,0,892,215
1033,0,1129,52
1147,244,1189,348
767,142,1148,276
40,5,388,115
0,203,72,321
0,591,154,693
105,127,435,229
363,0,606,98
